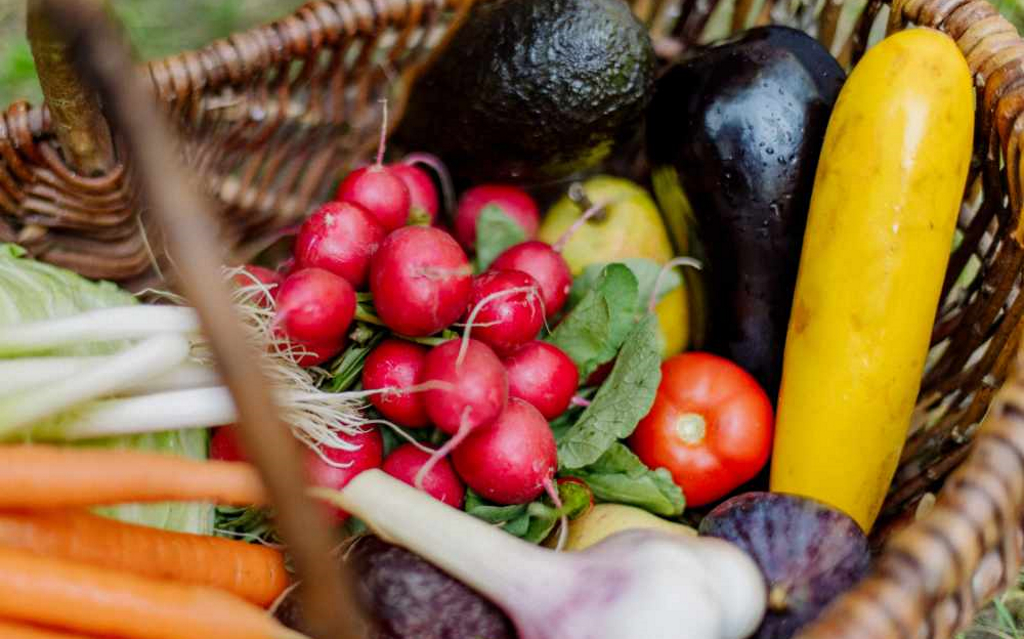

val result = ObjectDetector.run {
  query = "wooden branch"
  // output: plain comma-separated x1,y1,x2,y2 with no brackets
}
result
35,2,367,638
27,0,116,176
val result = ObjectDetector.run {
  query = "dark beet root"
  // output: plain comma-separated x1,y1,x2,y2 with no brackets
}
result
370,226,473,337
464,269,544,356
274,535,515,639
294,201,387,288
699,492,870,639
490,241,573,318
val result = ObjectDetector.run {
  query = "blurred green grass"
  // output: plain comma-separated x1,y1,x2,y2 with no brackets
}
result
3,0,1024,106
0,0,298,105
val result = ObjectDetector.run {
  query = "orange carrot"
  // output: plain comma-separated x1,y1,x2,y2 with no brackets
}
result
0,445,266,508
0,620,104,639
0,509,290,606
0,546,307,639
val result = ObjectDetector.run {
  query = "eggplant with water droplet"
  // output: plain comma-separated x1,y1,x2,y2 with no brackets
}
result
646,27,845,397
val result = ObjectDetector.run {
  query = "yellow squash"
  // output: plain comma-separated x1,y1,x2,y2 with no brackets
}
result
769,29,973,531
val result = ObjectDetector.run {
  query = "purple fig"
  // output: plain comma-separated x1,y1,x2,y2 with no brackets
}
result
699,492,870,639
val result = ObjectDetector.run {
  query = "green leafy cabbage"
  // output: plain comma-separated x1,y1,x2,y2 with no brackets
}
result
0,244,213,534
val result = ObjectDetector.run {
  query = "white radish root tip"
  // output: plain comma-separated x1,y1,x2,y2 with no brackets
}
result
404,152,455,220
413,407,473,490
647,256,703,313
553,201,609,253
543,477,569,552
376,98,389,167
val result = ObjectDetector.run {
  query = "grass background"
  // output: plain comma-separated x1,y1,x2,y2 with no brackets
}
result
0,0,296,105
2,0,1024,635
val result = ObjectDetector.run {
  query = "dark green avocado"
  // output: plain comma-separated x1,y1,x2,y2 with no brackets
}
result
395,0,656,185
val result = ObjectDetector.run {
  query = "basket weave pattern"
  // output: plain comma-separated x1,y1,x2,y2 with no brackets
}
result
4,1,1024,638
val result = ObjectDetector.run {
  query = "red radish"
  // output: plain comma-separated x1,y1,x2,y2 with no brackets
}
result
490,241,573,318
451,398,557,505
294,201,386,288
362,339,430,428
307,428,385,522
286,334,346,368
335,102,411,231
209,425,247,463
423,338,508,435
336,167,411,232
383,443,465,508
464,269,544,356
455,185,540,252
274,267,356,344
503,341,579,420
370,226,473,336
390,163,438,226
413,338,508,489
230,265,282,308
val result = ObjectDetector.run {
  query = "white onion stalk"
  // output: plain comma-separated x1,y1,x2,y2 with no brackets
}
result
0,306,200,356
0,356,220,397
314,470,767,639
1,270,390,461
0,334,191,437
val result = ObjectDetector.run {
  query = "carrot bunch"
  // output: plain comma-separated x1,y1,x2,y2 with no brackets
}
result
0,445,303,639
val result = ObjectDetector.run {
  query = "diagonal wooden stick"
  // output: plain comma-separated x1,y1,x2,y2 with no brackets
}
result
35,2,367,637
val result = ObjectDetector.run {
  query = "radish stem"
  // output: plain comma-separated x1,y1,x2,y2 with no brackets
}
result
647,256,703,313
0,306,200,356
0,334,192,437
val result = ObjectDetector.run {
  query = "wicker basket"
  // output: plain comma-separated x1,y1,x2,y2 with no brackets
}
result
8,0,1024,637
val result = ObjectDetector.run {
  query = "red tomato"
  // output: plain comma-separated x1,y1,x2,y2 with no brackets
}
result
629,353,773,507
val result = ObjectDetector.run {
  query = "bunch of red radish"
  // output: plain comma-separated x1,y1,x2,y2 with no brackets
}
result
213,145,588,522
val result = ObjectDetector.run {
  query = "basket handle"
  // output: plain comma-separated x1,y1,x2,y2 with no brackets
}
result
26,0,115,176
35,2,368,638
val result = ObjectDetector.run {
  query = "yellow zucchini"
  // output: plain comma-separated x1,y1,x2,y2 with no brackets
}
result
769,28,973,531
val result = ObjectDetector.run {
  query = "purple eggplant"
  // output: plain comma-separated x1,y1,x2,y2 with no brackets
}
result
646,27,845,398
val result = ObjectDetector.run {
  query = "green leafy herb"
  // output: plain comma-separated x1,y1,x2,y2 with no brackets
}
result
557,314,661,469
325,329,384,392
547,263,638,379
567,443,684,516
568,258,682,313
474,205,528,272
464,481,593,544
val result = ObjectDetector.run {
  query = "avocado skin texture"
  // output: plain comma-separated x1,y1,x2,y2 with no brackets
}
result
646,27,845,398
396,0,655,184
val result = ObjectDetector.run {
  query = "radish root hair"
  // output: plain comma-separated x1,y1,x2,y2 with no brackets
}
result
186,266,395,463
413,407,473,490
457,285,542,368
647,256,703,313
553,201,608,253
543,477,568,552
404,152,455,221
376,98,389,167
